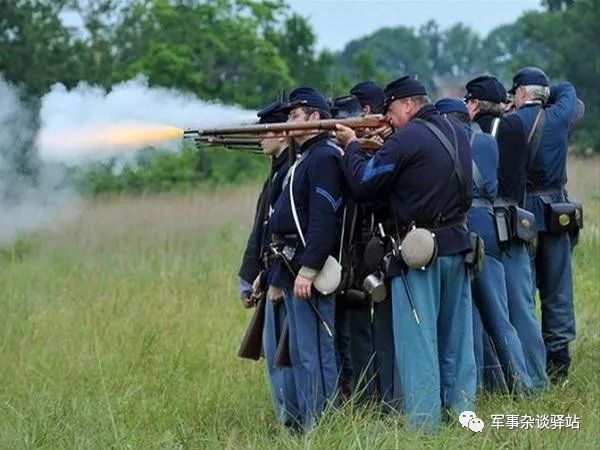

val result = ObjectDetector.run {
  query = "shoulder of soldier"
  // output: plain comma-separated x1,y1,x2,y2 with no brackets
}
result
323,138,344,156
500,113,525,134
309,140,342,165
473,130,498,150
391,121,429,146
447,116,469,138
379,127,419,158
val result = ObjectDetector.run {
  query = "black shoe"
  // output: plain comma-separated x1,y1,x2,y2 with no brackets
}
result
338,376,353,404
547,347,571,384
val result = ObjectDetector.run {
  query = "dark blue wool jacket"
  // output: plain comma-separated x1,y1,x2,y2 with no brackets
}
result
269,134,344,288
516,83,577,231
466,124,502,258
238,149,290,284
341,104,472,277
474,112,527,206
469,128,498,202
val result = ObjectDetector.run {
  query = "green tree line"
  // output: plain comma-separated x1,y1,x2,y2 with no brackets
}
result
1,0,597,194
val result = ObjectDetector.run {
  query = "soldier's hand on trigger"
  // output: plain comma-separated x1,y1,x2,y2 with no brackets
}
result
334,123,357,150
372,124,393,140
359,136,384,151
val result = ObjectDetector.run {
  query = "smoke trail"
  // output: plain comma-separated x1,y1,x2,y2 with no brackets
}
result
0,76,78,247
0,75,258,245
36,76,255,162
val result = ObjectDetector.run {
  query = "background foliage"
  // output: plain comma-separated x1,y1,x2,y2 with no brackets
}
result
1,0,597,194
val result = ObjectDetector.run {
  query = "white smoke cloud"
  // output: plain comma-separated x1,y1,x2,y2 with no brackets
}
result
36,76,255,162
0,75,259,245
0,76,79,247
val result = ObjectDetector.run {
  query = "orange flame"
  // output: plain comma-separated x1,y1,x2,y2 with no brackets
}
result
37,123,185,159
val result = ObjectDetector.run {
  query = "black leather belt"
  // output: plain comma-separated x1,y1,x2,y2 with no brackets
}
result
528,189,566,200
393,216,467,241
271,233,300,246
429,216,467,232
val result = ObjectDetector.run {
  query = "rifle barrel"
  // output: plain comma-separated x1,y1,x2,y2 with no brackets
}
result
196,135,381,152
196,136,260,146
183,129,199,138
195,142,263,154
186,114,385,137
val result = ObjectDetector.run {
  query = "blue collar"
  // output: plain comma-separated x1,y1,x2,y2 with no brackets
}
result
298,132,329,154
412,104,439,121
273,148,289,170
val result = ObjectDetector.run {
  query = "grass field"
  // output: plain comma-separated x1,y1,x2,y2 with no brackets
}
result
1,158,599,449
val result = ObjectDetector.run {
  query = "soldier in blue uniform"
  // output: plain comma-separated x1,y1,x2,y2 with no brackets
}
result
238,101,299,427
351,80,385,116
464,75,548,391
509,67,579,382
336,76,476,430
344,81,398,404
329,93,361,400
267,87,344,431
436,98,533,395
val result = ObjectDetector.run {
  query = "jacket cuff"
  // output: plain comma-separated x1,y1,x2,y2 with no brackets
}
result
239,278,253,298
299,266,319,281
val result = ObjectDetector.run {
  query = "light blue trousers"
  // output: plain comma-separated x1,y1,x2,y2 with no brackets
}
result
283,289,338,431
391,256,476,430
531,231,576,355
263,299,299,425
502,242,548,390
472,253,534,393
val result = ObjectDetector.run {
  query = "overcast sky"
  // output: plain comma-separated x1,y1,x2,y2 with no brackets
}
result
286,0,542,51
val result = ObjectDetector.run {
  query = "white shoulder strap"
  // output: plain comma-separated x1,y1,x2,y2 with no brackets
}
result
490,117,500,138
289,161,306,247
338,207,346,264
288,159,346,262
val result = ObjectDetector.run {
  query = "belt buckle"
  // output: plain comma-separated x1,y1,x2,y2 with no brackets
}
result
282,245,296,261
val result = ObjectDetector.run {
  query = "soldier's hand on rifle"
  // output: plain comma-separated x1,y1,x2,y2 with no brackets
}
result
267,285,284,304
240,278,254,308
359,136,384,151
241,296,255,309
370,124,393,140
334,124,357,150
294,274,313,299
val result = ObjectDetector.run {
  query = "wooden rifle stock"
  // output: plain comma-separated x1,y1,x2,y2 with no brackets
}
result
237,292,266,360
274,316,291,367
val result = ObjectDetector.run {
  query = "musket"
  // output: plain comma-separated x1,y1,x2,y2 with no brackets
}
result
191,136,263,154
183,114,386,138
237,291,266,360
195,136,260,146
187,118,391,152
274,317,291,367
197,136,383,152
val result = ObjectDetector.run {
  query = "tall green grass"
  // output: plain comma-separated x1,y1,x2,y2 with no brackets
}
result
0,160,598,449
